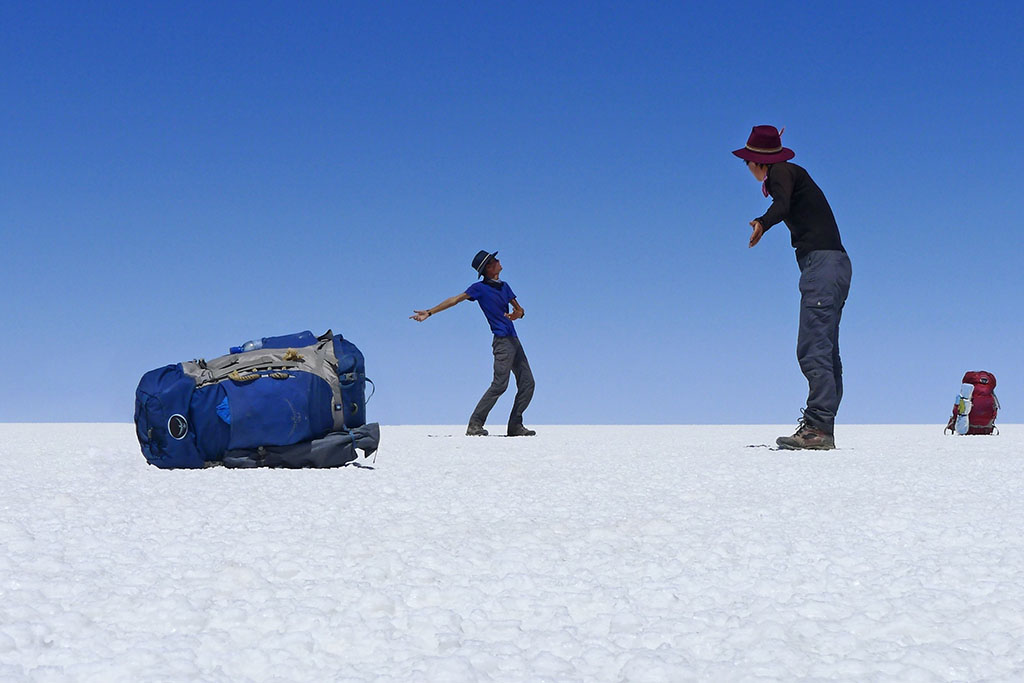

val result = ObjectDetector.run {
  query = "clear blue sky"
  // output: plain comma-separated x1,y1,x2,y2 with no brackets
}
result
2,1,1021,424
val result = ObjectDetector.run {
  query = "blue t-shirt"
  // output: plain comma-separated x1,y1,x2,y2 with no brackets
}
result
465,280,517,337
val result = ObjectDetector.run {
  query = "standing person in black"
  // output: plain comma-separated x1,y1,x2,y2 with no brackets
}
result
733,125,852,450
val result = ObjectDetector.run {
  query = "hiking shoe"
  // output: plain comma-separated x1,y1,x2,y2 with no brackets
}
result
776,422,835,450
507,425,536,437
466,424,489,436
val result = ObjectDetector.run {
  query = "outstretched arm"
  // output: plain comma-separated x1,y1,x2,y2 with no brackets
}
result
411,292,471,322
505,298,524,321
754,163,794,234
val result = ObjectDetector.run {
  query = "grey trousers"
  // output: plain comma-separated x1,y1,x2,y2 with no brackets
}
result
469,335,535,429
797,250,853,434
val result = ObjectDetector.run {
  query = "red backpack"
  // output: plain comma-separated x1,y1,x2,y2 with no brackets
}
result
945,371,999,435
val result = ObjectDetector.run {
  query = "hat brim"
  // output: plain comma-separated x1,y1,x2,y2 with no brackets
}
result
733,147,795,164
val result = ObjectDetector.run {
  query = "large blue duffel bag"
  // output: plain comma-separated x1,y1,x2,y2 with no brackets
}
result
134,330,378,469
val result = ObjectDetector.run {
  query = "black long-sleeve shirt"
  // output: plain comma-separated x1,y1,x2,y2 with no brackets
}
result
756,161,845,261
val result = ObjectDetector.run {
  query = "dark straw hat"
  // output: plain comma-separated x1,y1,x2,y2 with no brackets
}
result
471,249,498,276
732,125,795,164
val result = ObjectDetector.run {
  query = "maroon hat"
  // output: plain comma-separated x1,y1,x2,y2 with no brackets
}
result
732,125,795,164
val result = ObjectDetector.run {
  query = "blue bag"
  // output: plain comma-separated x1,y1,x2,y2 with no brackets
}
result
134,330,377,469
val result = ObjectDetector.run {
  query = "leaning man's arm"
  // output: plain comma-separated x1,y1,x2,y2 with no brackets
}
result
411,292,470,321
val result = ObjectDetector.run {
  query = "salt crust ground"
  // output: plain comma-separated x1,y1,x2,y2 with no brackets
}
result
1,424,1023,682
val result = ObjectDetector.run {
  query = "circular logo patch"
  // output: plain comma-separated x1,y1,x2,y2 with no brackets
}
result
167,414,189,440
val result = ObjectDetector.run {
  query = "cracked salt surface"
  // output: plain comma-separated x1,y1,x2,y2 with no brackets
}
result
1,424,1023,681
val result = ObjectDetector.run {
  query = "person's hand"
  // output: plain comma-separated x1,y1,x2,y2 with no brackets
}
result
505,310,523,321
749,220,765,248
411,310,431,322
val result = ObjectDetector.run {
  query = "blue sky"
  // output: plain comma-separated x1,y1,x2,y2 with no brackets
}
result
2,1,1021,425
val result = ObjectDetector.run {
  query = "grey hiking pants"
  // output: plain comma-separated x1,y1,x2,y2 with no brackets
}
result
469,335,535,429
797,249,852,434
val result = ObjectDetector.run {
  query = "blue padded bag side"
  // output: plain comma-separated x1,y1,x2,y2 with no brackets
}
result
190,384,230,461
333,335,367,428
134,364,204,469
222,371,334,449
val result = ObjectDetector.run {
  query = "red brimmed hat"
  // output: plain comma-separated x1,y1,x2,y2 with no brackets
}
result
732,125,795,164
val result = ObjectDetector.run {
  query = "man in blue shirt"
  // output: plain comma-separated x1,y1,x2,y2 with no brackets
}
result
411,250,536,437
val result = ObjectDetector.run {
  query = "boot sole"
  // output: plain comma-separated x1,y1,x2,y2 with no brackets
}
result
776,440,835,450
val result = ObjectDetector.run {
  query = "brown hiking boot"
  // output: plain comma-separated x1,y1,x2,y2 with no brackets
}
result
466,424,489,436
776,421,835,450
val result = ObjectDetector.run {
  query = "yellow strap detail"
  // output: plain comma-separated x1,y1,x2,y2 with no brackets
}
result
228,370,260,382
